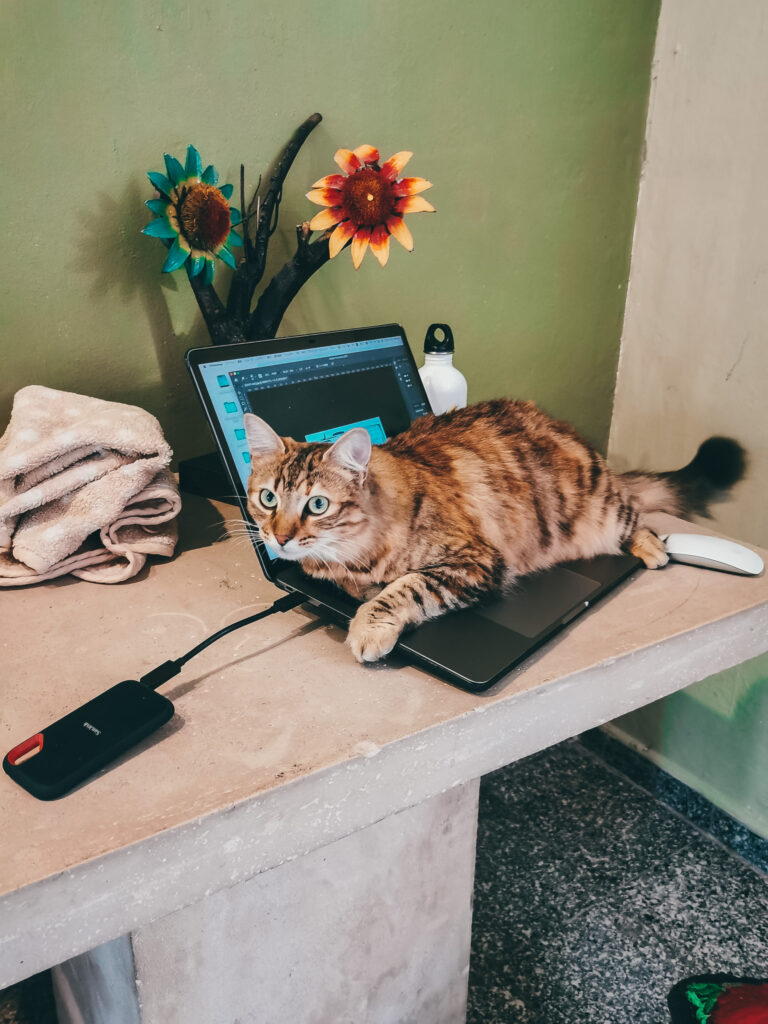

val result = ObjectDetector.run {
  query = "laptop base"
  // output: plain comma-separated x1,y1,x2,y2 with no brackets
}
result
275,554,641,694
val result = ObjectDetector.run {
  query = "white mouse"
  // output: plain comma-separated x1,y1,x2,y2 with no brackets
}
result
660,533,764,576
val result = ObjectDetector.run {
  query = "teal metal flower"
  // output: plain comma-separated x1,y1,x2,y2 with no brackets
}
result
143,145,243,285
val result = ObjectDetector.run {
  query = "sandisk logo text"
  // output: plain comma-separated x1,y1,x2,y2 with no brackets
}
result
83,722,101,735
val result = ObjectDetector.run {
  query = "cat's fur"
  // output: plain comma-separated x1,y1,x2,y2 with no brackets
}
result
243,400,746,663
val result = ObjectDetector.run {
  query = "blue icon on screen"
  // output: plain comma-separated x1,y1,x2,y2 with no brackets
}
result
305,416,387,445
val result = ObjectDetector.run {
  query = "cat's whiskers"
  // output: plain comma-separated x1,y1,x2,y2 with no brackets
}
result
225,517,262,543
305,546,336,576
227,516,260,531
334,550,369,571
225,536,263,556
226,532,262,548
329,538,377,571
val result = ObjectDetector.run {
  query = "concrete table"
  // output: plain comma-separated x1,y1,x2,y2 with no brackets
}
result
1,497,766,1024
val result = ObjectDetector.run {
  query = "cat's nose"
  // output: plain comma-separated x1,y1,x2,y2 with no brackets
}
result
273,532,292,547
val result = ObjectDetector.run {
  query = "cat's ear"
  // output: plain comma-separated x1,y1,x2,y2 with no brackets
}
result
243,414,285,458
323,428,372,476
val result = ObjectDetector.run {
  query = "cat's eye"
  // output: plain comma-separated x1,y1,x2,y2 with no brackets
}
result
307,495,330,515
259,488,278,509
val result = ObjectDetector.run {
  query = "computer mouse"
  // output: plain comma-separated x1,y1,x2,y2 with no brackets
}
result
660,533,764,576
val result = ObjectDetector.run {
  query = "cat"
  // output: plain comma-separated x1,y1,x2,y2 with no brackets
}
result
242,400,745,663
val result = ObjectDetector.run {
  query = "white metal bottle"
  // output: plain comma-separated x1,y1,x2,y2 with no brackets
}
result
418,323,468,414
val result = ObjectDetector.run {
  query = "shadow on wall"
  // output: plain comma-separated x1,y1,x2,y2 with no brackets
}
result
69,179,215,463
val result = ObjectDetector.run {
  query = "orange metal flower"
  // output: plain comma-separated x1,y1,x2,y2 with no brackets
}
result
306,146,434,268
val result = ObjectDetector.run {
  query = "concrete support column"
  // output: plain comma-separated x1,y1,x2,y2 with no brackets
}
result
52,780,480,1024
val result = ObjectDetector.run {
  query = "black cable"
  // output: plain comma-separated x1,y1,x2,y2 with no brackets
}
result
139,591,304,690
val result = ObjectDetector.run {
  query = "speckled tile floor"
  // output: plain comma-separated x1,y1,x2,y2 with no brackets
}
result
467,739,768,1024
2,738,766,1023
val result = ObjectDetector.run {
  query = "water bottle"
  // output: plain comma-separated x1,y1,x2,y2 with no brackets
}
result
418,323,468,414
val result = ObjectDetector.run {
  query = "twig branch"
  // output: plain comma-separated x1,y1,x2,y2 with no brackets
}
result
247,175,261,223
226,112,323,322
239,163,251,261
188,273,245,346
247,224,331,339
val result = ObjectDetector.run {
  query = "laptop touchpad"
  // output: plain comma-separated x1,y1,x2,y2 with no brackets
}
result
475,567,602,638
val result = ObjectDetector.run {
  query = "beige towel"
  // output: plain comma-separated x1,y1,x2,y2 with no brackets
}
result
0,386,181,585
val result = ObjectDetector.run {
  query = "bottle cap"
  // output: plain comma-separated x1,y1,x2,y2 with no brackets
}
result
424,323,454,354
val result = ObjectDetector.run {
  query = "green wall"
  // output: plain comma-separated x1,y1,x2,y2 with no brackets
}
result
0,0,659,463
608,656,768,839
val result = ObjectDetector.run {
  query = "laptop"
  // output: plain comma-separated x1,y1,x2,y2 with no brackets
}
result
186,323,640,692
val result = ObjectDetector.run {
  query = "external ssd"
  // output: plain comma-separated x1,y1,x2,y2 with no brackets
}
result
3,680,175,800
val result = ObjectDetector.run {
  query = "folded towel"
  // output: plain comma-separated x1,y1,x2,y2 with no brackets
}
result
0,386,181,586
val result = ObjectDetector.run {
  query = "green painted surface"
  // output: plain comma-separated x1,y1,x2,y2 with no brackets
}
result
610,654,768,839
0,0,659,461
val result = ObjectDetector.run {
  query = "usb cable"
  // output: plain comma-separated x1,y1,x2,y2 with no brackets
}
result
139,591,304,690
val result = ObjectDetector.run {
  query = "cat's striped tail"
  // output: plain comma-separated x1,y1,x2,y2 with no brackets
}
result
620,436,747,518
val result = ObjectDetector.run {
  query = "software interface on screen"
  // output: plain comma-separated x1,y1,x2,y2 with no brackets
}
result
198,334,429,495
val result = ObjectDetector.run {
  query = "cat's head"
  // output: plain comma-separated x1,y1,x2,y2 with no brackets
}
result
243,413,373,562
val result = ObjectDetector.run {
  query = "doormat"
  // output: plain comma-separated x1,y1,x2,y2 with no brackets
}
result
668,973,768,1022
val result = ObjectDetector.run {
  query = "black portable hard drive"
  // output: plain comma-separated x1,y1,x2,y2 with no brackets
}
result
3,680,175,800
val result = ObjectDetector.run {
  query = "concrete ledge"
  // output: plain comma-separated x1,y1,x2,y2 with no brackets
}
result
2,598,766,987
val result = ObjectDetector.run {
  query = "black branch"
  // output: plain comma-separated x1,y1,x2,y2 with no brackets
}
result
225,112,323,324
247,224,331,340
187,273,246,346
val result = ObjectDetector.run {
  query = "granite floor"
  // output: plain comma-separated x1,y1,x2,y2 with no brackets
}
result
2,738,766,1023
467,739,768,1024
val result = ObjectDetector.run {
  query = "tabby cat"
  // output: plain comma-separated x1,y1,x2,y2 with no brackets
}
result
243,400,745,663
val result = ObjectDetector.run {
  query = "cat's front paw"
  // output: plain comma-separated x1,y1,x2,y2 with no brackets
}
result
627,527,669,569
347,609,401,663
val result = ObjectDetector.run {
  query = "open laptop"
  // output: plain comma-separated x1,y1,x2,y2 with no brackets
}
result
186,323,640,692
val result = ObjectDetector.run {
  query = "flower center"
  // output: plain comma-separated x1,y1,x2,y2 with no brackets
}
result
341,168,396,227
177,183,231,251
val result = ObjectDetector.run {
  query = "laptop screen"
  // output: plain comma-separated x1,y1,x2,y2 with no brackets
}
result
195,329,429,494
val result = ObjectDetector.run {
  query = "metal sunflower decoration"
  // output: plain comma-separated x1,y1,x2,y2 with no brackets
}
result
141,114,436,346
306,145,434,268
143,145,243,285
